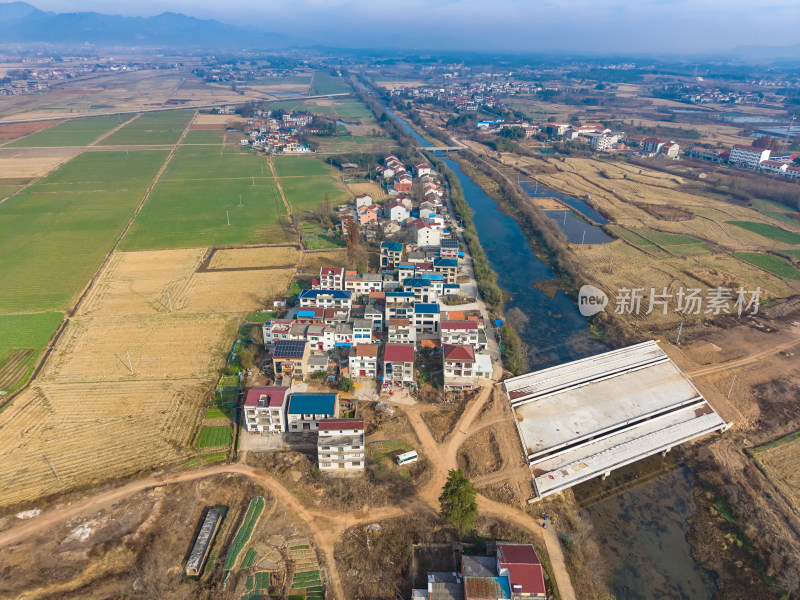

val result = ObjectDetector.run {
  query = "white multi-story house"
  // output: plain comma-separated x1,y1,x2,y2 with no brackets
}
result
334,323,353,346
318,267,345,289
354,194,373,208
352,318,374,345
383,343,415,388
349,344,379,379
306,325,335,351
286,392,338,432
298,289,352,309
387,318,414,343
443,343,477,390
414,221,441,247
317,419,365,471
760,160,788,175
345,273,383,296
243,386,289,433
440,320,480,347
729,144,770,169
411,303,440,337
403,278,439,304
262,319,293,347
364,304,384,331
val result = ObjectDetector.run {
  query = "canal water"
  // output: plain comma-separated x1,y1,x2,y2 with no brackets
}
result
384,109,717,598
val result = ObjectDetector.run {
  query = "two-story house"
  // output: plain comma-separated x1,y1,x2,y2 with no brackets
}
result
387,318,414,344
441,320,480,347
352,318,374,345
443,343,476,389
286,392,339,432
403,278,439,304
412,303,441,337
319,267,344,289
433,257,459,285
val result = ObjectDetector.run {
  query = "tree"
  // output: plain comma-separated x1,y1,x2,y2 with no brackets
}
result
338,377,355,393
439,469,478,535
343,219,360,264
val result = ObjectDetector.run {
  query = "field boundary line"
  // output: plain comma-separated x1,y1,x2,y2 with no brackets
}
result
0,111,197,413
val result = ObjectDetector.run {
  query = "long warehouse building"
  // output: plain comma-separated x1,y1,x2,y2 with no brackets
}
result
503,340,731,499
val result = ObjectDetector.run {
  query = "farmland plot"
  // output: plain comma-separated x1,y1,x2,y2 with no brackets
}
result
6,114,135,147
99,110,194,146
757,436,800,510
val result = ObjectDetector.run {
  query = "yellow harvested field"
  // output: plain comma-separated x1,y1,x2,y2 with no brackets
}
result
300,249,349,272
193,114,235,125
347,181,387,202
207,245,301,269
0,147,81,177
759,438,800,510
0,380,206,508
0,247,298,509
181,268,296,313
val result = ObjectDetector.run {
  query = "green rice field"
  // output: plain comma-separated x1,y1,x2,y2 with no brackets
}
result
100,110,195,146
733,252,800,280
280,175,347,212
120,147,290,249
6,114,135,147
0,312,64,392
0,150,168,314
272,156,331,177
311,72,352,95
727,221,800,245
182,129,225,144
631,228,710,256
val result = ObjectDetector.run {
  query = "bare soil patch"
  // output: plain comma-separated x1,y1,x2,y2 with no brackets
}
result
207,246,301,270
457,428,503,478
0,120,59,141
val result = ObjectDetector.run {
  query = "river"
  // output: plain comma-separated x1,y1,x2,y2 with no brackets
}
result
384,108,717,598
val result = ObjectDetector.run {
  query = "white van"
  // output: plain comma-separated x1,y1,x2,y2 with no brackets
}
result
396,450,418,465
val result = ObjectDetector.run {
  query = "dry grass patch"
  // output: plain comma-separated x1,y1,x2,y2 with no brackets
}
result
207,246,301,269
347,181,387,202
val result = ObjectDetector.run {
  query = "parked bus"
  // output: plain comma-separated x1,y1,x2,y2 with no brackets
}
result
396,450,418,465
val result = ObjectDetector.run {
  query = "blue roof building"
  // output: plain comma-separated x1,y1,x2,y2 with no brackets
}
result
414,303,440,314
287,393,338,416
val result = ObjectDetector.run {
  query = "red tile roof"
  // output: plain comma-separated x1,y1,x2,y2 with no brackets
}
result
321,267,344,276
497,543,546,596
318,418,364,432
732,144,767,152
443,343,475,362
245,386,288,408
384,343,414,363
420,339,441,348
354,344,379,357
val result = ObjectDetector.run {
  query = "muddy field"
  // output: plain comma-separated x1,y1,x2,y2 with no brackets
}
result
0,474,313,600
0,119,59,141
0,247,299,510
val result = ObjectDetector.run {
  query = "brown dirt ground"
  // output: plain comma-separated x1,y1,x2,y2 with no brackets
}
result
456,428,503,479
0,119,59,141
207,246,301,270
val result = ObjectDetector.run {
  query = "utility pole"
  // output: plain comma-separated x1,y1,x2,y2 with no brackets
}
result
239,194,243,206
728,373,737,398
126,350,134,375
581,230,586,244
227,210,230,226
167,292,173,313
608,256,614,274
676,321,684,345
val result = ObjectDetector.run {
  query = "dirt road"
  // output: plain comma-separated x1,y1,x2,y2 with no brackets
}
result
687,332,800,378
2,383,577,600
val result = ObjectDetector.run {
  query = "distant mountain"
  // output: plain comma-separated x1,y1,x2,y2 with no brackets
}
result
0,2,288,49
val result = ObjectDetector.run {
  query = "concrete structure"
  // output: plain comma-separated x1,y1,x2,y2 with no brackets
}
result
503,341,730,499
349,343,379,379
185,507,222,576
383,343,415,388
729,144,770,168
317,418,365,471
286,392,339,432
243,386,289,433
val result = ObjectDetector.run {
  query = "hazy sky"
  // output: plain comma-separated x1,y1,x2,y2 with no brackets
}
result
24,0,800,53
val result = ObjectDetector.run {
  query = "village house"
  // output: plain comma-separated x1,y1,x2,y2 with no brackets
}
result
357,207,378,225
412,220,442,247
443,343,476,389
364,304,384,331
243,386,289,434
272,340,309,382
689,147,725,162
383,343,415,388
384,201,410,223
403,278,439,304
344,272,383,296
441,320,480,347
641,137,665,154
306,325,335,351
414,163,433,178
333,323,354,346
387,318,414,343
380,241,403,268
661,141,680,158
729,144,771,168
354,193,373,208
348,344,379,379
286,392,339,432
433,257,459,285
352,318,374,345
317,419,365,471
496,543,547,599
759,159,788,175
412,303,441,337
440,238,460,258
319,267,344,289
262,318,293,347
298,289,352,310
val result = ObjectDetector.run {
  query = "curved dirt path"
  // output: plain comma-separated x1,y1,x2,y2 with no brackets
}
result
687,332,800,378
